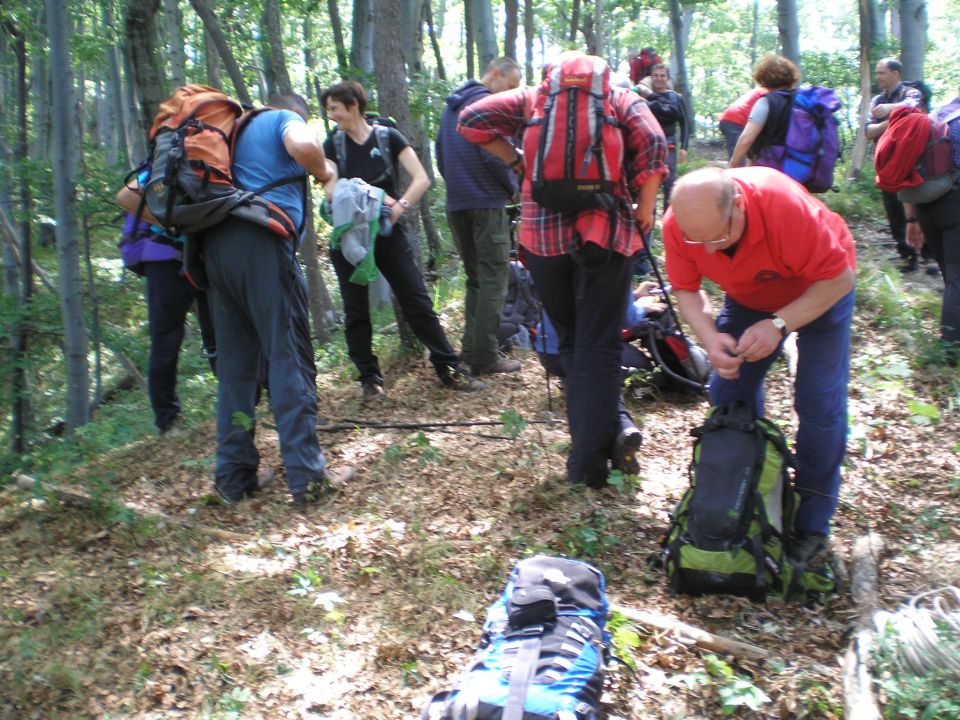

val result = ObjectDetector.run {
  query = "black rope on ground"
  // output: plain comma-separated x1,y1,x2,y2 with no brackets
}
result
315,418,565,433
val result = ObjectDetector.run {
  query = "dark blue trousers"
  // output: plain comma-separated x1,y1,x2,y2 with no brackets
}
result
708,291,855,536
203,218,326,500
525,245,634,485
144,260,214,431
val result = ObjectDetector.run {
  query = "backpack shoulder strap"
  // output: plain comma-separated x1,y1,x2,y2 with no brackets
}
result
331,128,348,178
374,125,395,182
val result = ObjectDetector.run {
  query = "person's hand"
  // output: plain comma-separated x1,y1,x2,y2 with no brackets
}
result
637,296,667,314
906,221,925,250
678,148,687,163
634,280,659,298
735,319,782,363
387,198,405,226
707,333,743,380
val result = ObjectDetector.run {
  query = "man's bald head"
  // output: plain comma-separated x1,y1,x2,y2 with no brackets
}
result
671,168,737,243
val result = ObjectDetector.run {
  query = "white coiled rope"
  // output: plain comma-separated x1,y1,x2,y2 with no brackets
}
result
873,586,960,678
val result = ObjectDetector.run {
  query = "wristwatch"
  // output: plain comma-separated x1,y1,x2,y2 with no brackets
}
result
771,315,788,338
397,198,411,211
906,217,919,224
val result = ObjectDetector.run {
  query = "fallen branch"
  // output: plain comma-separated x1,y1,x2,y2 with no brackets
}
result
842,533,886,720
14,473,246,543
609,602,768,661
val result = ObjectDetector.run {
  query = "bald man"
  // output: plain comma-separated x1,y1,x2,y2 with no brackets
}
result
663,167,856,563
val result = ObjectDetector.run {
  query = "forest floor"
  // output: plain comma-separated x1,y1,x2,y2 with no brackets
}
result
2,166,960,719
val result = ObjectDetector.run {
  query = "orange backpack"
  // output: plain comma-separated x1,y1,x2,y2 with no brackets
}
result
140,84,304,241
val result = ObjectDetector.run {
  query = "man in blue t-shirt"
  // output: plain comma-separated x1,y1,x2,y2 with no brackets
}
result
202,93,354,509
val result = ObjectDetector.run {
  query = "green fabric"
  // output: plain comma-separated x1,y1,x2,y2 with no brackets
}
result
348,206,381,285
447,208,511,367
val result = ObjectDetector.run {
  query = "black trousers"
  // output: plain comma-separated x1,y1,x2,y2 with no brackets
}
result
330,223,459,385
144,260,215,431
882,189,916,261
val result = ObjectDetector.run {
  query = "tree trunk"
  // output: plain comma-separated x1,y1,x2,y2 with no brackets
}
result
299,193,337,344
325,0,349,78
569,0,580,43
30,8,51,161
848,0,879,180
523,0,534,85
374,0,424,351
102,0,132,166
188,0,253,105
121,41,147,161
503,0,518,60
163,0,186,86
125,0,167,135
48,0,90,431
402,0,425,75
591,0,604,58
204,28,222,88
751,0,759,67
472,0,498,70
263,0,293,95
424,0,446,80
464,0,474,79
669,0,694,140
349,0,375,80
2,18,33,452
899,0,926,80
777,0,800,67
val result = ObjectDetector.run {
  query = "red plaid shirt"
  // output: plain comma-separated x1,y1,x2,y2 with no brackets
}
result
458,86,667,257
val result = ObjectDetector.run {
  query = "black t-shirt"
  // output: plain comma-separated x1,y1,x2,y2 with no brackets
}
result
323,126,409,197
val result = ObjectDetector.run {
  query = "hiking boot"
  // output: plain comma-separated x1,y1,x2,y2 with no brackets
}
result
900,257,920,273
926,261,941,277
472,355,522,376
290,466,356,510
612,427,643,476
787,532,828,565
439,365,486,392
362,381,386,403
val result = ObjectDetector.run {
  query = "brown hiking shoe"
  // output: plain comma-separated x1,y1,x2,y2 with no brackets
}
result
472,356,522,376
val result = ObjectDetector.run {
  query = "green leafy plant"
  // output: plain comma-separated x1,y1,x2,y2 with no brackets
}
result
668,654,771,715
500,409,527,439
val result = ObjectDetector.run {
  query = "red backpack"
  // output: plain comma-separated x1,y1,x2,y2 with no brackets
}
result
876,105,960,204
523,51,625,213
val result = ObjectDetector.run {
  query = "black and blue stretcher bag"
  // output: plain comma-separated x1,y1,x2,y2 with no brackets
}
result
423,556,609,720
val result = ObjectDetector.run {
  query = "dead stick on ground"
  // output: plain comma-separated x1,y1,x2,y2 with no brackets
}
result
14,473,246,543
609,603,768,661
842,532,886,720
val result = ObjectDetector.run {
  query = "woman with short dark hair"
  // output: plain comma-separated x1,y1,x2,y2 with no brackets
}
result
321,81,484,400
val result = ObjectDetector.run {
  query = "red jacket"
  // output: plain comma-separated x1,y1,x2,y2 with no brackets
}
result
875,105,930,191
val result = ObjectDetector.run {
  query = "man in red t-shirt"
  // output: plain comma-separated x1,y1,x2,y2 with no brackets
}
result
663,167,856,562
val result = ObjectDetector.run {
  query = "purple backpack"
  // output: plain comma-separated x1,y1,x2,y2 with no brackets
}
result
754,87,841,193
118,213,180,276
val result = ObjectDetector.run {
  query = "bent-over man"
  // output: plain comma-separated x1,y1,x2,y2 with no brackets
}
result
664,167,856,562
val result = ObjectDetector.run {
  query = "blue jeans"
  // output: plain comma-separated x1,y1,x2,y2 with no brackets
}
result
203,218,326,500
708,291,855,536
524,245,635,485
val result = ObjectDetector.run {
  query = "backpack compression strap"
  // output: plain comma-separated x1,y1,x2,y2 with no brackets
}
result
503,627,543,720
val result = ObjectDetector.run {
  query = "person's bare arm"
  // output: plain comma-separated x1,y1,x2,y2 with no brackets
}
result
115,184,162,226
283,123,336,192
729,119,762,168
675,289,742,379
735,268,855,362
387,146,432,224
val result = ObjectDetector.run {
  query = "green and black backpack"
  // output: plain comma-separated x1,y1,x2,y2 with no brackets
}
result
662,403,835,602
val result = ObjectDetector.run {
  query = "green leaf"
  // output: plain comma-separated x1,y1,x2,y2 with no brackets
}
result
500,409,527,439
231,411,253,431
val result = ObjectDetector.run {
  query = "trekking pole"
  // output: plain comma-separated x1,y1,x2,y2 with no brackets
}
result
640,230,709,395
315,418,565,432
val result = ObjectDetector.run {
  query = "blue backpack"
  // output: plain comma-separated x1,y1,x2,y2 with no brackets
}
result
423,556,609,720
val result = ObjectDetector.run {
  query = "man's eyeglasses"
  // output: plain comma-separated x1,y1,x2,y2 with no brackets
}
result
680,196,738,246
